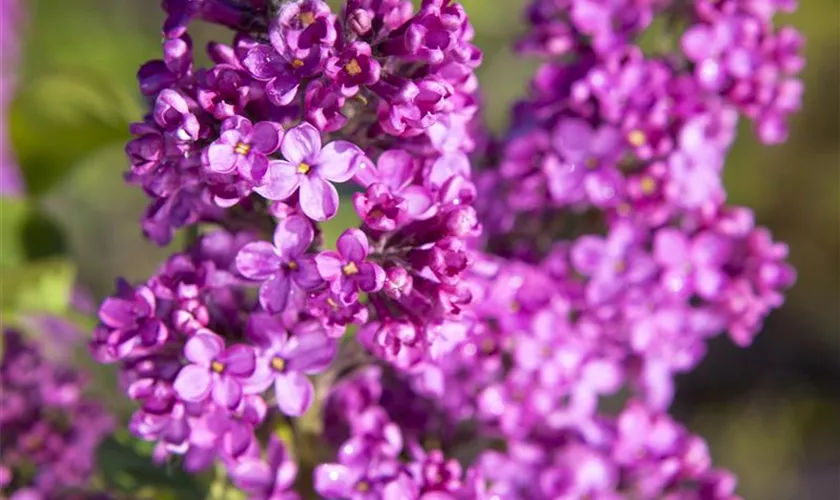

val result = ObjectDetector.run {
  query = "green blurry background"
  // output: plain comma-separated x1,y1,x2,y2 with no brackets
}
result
6,0,839,498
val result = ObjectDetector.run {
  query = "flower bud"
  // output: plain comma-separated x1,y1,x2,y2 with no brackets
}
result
384,266,413,299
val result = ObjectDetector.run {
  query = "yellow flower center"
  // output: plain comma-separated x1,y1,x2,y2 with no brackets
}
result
614,260,627,273
342,262,359,276
291,59,305,69
287,260,299,270
234,142,251,155
270,357,286,372
356,481,370,492
211,361,225,373
297,162,311,174
628,130,646,147
345,58,363,76
640,176,656,195
368,208,384,219
326,297,339,310
299,11,315,26
584,157,599,169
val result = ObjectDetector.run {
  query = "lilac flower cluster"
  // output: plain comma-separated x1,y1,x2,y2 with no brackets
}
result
91,0,801,497
1,330,114,499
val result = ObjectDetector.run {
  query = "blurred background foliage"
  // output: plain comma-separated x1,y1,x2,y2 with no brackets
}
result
3,0,838,498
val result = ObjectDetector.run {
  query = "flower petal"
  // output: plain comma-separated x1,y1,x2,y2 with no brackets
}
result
253,161,302,201
337,228,369,262
314,251,343,281
281,122,321,165
314,464,356,498
251,121,283,154
274,214,314,259
232,458,274,493
299,175,339,221
553,118,594,164
213,375,243,409
266,76,300,107
318,141,363,182
205,143,237,174
98,298,136,328
184,333,225,365
287,323,338,373
218,344,256,377
259,274,292,313
173,365,212,402
292,255,324,291
236,242,282,280
242,45,284,80
400,186,435,219
274,372,314,416
355,262,385,293
376,149,415,190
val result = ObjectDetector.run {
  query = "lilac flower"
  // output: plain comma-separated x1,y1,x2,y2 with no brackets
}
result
653,228,732,300
236,214,322,312
315,229,385,305
546,117,624,207
247,316,338,416
153,89,200,142
571,223,656,305
240,43,311,106
173,332,257,409
204,115,283,182
255,123,364,220
231,437,300,500
354,149,435,221
325,41,382,96
93,281,167,362
314,454,401,500
271,0,337,56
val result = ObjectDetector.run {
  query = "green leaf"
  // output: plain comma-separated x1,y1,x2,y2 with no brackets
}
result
0,198,68,266
9,82,131,197
0,198,30,267
96,436,209,499
0,258,75,326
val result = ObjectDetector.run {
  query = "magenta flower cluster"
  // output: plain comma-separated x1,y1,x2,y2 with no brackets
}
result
90,0,801,498
1,331,114,499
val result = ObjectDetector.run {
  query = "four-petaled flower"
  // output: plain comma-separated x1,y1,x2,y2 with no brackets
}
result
236,215,322,313
255,122,364,221
173,331,256,409
315,229,385,305
247,316,338,416
204,116,283,182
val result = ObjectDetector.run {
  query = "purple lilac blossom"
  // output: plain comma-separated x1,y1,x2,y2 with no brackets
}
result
2,331,113,497
90,0,802,497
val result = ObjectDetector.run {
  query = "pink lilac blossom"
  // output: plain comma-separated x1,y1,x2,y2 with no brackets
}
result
89,0,801,498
